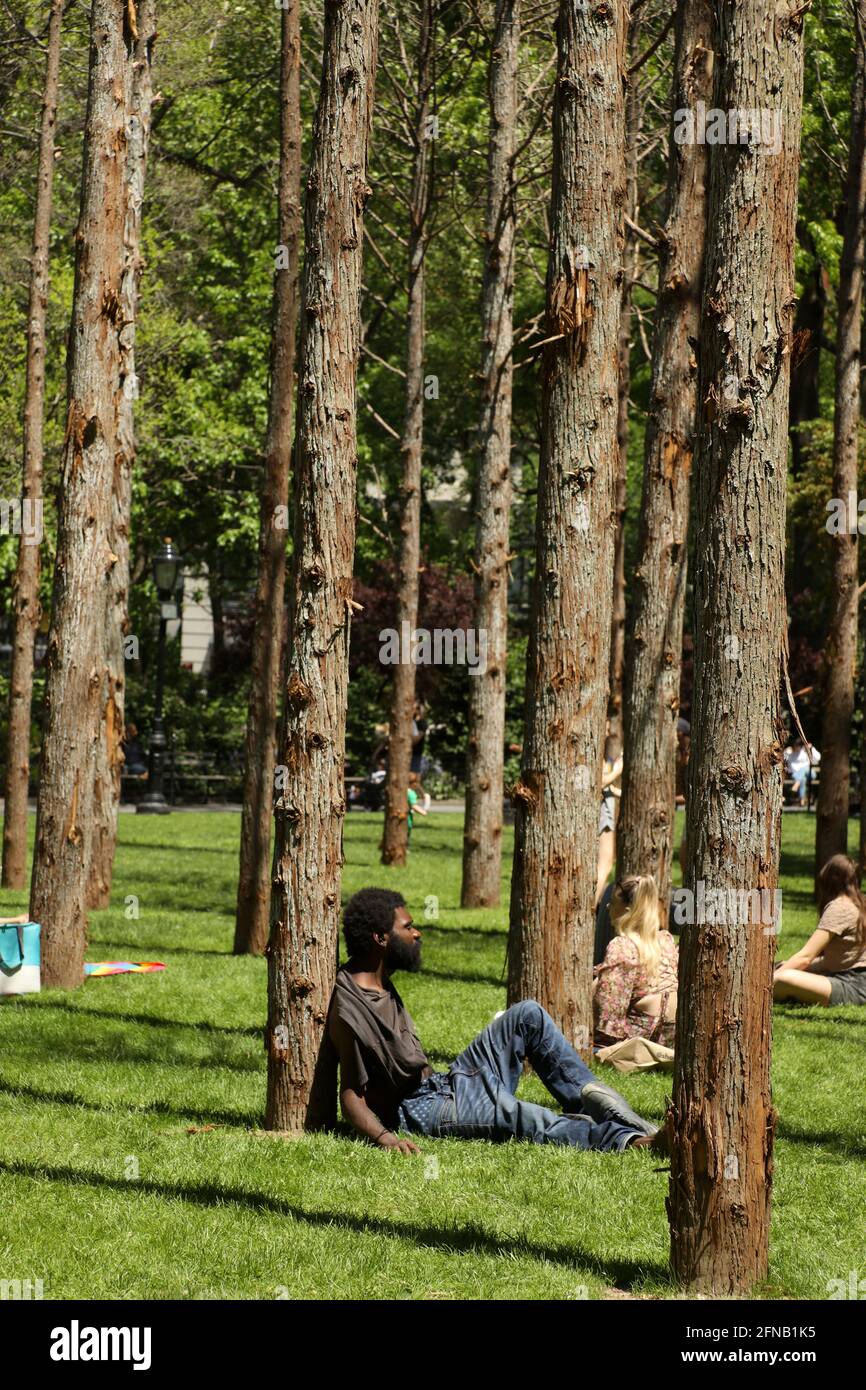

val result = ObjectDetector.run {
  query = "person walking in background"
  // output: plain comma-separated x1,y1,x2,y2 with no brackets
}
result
596,719,622,906
783,735,820,807
593,875,679,1047
774,854,866,1006
407,772,429,841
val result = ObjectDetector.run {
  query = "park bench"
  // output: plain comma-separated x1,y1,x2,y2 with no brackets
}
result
345,774,385,811
168,750,241,804
345,775,366,808
120,769,148,804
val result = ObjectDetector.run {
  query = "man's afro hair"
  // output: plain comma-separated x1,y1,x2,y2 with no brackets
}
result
343,887,406,959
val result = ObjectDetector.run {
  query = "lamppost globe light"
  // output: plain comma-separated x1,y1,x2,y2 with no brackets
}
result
152,537,183,602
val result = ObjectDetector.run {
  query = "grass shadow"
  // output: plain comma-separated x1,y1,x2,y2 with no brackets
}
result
774,1004,866,1028
776,1121,866,1160
86,937,235,958
0,1156,667,1287
14,996,262,1038
0,1078,259,1129
117,843,235,855
422,966,506,988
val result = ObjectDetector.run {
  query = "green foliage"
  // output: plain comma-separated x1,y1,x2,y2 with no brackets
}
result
0,0,863,777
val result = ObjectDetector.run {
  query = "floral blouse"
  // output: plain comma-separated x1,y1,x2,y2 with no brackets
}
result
593,931,679,1048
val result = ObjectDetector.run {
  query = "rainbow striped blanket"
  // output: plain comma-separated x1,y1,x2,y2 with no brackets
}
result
84,961,166,978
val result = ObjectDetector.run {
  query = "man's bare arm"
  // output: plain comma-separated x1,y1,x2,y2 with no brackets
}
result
335,1033,420,1155
340,1085,420,1154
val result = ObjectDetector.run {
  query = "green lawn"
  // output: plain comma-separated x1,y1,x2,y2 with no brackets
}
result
0,809,864,1300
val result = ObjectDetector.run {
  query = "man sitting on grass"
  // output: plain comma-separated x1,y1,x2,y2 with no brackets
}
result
328,888,667,1155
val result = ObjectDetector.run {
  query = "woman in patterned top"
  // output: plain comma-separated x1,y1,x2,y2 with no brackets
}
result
593,875,679,1047
773,854,866,1006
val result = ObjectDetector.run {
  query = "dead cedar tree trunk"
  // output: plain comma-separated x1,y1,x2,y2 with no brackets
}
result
668,0,807,1295
618,0,713,906
235,0,302,954
461,0,520,908
29,0,133,988
815,0,866,877
506,0,626,1050
87,0,156,910
381,0,435,867
1,0,64,890
264,0,379,1132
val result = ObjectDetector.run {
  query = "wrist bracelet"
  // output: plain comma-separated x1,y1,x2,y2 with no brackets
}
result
375,1127,392,1143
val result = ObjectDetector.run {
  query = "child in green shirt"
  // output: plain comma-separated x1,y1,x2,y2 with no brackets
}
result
407,773,430,840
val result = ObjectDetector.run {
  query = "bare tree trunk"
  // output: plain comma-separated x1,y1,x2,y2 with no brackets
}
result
789,237,825,478
607,18,641,759
506,0,626,1050
815,0,866,876
29,0,132,989
87,0,156,910
668,0,806,1295
381,0,435,867
788,240,826,581
618,0,713,906
265,0,379,1132
234,0,301,955
461,0,519,908
1,0,63,891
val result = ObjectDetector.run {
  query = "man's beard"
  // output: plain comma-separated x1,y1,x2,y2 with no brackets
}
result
386,934,422,973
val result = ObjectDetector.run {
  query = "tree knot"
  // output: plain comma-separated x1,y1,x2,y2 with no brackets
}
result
289,974,315,998
509,779,538,810
719,765,750,797
286,672,313,710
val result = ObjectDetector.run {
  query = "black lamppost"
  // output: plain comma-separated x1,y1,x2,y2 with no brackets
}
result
137,539,184,815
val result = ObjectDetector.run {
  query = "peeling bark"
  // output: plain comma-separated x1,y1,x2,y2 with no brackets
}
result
668,0,806,1294
506,0,626,1050
30,0,133,988
1,0,64,891
619,0,713,906
235,0,302,955
461,0,519,908
265,0,379,1132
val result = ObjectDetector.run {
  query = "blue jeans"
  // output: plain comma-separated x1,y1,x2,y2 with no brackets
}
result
398,1001,642,1153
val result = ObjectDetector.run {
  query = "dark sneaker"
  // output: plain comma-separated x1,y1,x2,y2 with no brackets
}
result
579,1081,657,1137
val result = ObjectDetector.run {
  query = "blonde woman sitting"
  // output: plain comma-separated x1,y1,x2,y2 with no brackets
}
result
593,876,678,1048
